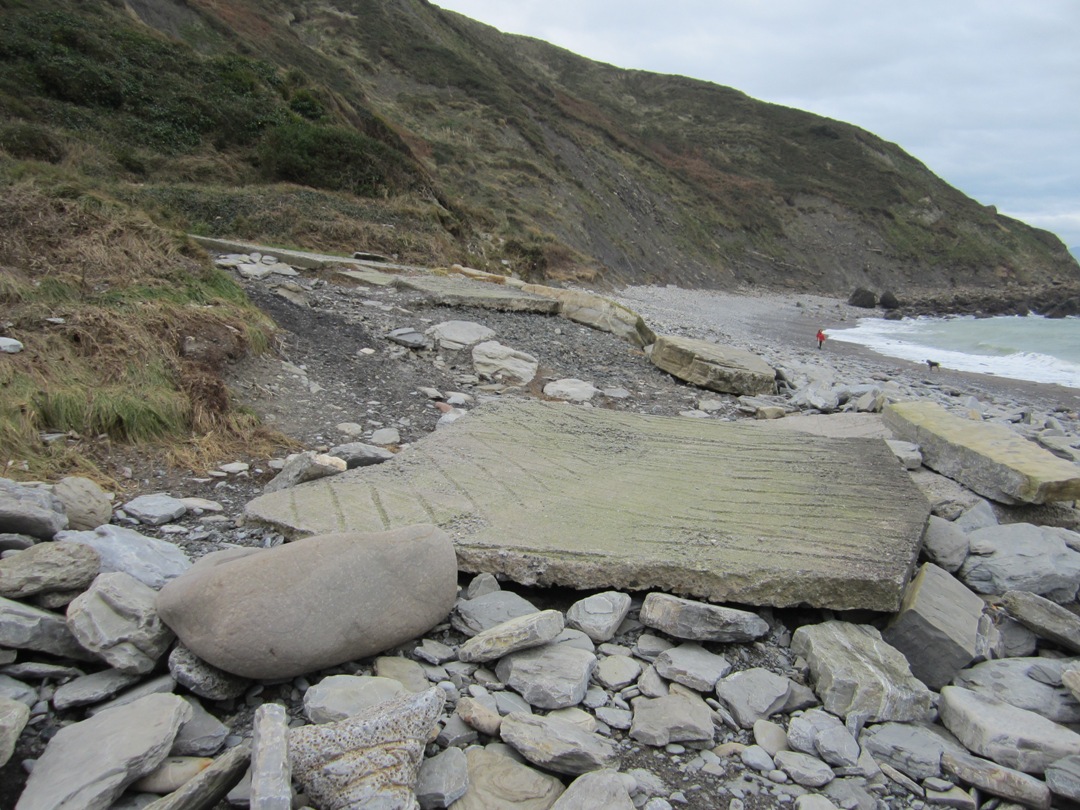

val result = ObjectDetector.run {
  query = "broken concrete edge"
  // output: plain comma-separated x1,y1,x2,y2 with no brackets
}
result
239,513,926,614
650,335,778,396
520,284,658,349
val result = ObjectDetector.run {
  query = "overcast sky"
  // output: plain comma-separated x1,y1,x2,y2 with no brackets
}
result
434,1,1080,250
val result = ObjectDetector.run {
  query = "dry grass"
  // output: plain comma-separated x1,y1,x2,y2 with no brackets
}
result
0,177,278,481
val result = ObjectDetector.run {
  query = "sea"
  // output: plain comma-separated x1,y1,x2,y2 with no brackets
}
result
826,314,1080,389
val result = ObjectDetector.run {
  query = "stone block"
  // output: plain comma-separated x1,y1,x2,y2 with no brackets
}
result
882,563,985,690
884,400,1080,504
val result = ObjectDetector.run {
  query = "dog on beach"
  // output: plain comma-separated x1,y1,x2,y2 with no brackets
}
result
926,359,940,371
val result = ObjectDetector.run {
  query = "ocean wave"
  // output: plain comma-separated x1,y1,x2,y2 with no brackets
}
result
827,316,1080,388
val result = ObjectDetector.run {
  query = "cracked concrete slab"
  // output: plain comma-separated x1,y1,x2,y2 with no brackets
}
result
245,400,930,611
394,276,560,313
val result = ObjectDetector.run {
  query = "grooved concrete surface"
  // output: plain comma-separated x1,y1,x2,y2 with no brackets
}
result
245,401,930,610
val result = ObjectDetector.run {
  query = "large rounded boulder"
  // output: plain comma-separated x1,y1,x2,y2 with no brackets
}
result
156,525,458,679
848,287,878,309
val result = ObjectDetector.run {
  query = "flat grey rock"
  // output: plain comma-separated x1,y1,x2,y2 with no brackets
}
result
0,478,68,539
496,644,596,710
458,610,564,663
640,593,769,642
522,285,656,348
52,667,143,711
66,572,174,674
921,516,970,572
52,476,112,531
1002,589,1080,652
654,643,731,692
550,768,636,809
1046,754,1080,802
953,656,1080,724
942,751,1051,809
566,591,631,642
245,401,930,611
0,595,94,661
0,673,35,706
123,493,187,526
0,540,100,599
452,589,539,637
500,712,619,775
714,667,793,728
884,400,1080,504
939,685,1080,774
85,673,177,717
416,746,469,809
0,695,29,768
630,693,715,746
397,275,560,313
774,749,835,788
860,721,968,781
172,696,228,756
959,523,1080,602
788,708,859,767
426,320,496,351
594,654,642,690
791,621,934,724
263,451,346,493
16,693,191,809
56,525,191,590
650,334,777,396
303,674,406,724
471,341,538,383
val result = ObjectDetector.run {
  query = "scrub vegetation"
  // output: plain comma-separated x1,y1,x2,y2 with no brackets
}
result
0,0,1075,477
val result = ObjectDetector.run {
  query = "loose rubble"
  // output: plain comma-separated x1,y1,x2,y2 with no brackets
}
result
1,244,1079,809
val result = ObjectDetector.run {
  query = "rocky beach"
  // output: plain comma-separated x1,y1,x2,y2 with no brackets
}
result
2,243,1080,810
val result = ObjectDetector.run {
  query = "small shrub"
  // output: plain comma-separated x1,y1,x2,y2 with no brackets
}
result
257,121,418,196
0,122,65,163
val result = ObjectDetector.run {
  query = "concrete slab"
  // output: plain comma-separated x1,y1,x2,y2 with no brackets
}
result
650,335,777,396
189,236,424,273
395,276,560,313
883,401,1080,504
245,401,930,611
336,268,399,287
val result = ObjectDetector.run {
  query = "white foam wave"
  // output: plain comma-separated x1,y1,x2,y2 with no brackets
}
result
827,318,1080,389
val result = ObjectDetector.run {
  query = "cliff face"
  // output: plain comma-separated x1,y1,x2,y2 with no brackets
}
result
3,0,1077,295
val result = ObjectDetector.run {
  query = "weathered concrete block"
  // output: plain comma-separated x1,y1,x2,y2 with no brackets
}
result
650,334,776,396
245,401,930,611
521,285,656,348
883,401,1080,504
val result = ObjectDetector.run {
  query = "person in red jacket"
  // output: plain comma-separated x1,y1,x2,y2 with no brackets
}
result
816,329,826,349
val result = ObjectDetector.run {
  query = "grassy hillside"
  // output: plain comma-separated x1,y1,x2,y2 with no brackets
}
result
1,0,1077,477
2,0,1075,292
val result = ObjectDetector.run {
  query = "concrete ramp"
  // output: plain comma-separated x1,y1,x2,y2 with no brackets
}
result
245,401,930,611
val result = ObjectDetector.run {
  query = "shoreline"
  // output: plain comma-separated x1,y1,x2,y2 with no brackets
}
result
614,285,1080,417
